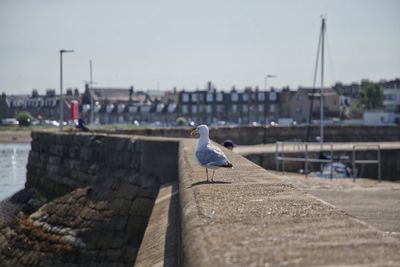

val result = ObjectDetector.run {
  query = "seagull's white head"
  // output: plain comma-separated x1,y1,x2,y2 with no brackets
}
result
190,124,209,139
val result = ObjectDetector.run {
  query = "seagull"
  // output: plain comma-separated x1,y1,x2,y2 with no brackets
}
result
190,125,233,182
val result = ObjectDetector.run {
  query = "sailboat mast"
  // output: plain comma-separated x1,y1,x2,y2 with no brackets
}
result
90,60,94,124
320,17,326,150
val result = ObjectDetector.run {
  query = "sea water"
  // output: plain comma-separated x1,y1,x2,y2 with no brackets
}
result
0,143,30,200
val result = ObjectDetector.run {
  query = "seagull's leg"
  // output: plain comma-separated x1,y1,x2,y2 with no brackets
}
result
206,169,209,182
211,170,215,182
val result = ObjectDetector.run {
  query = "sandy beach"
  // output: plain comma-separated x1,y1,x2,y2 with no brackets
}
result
0,131,32,144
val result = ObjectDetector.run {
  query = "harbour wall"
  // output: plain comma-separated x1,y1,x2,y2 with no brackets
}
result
1,131,400,266
97,125,400,145
1,132,180,266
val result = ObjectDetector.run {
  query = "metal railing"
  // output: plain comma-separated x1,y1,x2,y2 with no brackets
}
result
275,141,335,179
352,144,381,182
275,142,381,181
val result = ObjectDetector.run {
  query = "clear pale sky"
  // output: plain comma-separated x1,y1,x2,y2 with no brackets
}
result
1,0,399,95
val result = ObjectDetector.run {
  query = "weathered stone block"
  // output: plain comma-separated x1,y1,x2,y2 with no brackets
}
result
111,198,132,216
106,249,124,261
46,164,60,174
87,163,101,175
129,197,154,217
125,216,148,236
110,216,128,232
49,145,64,157
110,232,130,249
69,146,80,159
116,151,132,168
77,134,92,147
115,183,139,200
79,147,92,161
48,156,61,166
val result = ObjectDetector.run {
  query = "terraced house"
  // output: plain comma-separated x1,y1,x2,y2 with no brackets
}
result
80,84,178,125
2,79,399,126
176,82,280,125
0,88,80,123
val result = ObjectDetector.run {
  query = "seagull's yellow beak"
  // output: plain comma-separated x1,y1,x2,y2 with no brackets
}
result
190,129,199,137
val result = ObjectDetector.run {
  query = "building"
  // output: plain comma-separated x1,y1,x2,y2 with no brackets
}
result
176,82,280,125
289,87,340,124
80,84,178,125
2,78,398,126
0,88,80,124
382,79,400,113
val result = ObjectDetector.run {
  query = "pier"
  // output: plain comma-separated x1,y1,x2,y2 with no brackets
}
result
0,130,399,266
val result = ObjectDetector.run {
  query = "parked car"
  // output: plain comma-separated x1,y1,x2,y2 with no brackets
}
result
1,118,19,125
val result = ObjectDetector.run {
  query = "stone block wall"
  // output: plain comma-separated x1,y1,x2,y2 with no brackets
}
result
26,132,178,199
0,132,179,267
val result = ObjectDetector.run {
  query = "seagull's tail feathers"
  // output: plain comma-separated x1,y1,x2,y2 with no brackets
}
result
207,161,233,169
222,162,233,169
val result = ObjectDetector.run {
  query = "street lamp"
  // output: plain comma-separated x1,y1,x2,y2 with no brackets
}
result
264,74,276,91
59,49,74,131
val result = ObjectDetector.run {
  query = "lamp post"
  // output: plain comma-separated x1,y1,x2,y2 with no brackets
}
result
59,49,74,131
263,74,276,125
264,74,276,91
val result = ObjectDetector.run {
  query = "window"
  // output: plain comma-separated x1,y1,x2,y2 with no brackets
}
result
117,103,125,113
192,105,198,113
258,104,264,112
106,104,114,113
156,103,164,112
232,104,237,112
206,93,213,102
141,105,151,113
181,105,188,114
242,93,249,101
216,105,224,113
384,94,397,101
206,105,212,113
129,106,138,113
242,104,248,112
231,93,238,102
192,94,198,102
216,93,223,102
297,95,303,101
269,92,277,101
182,93,189,102
270,104,275,112
258,93,265,101
168,104,176,113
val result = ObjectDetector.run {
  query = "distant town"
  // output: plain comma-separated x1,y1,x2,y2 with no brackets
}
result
1,78,399,127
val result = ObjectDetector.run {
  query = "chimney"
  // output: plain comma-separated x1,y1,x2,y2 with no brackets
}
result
32,89,39,98
207,81,212,91
129,86,134,101
46,89,55,97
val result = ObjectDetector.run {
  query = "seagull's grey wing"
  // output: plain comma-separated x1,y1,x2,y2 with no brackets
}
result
196,143,232,167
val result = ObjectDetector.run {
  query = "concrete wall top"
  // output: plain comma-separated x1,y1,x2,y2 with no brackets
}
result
178,139,400,266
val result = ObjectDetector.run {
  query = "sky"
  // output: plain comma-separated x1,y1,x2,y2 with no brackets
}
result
0,0,399,95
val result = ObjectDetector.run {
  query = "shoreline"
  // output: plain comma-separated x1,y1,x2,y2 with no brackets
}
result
0,131,32,144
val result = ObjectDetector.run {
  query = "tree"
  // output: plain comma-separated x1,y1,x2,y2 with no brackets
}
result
16,111,33,126
176,116,187,126
356,82,384,111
